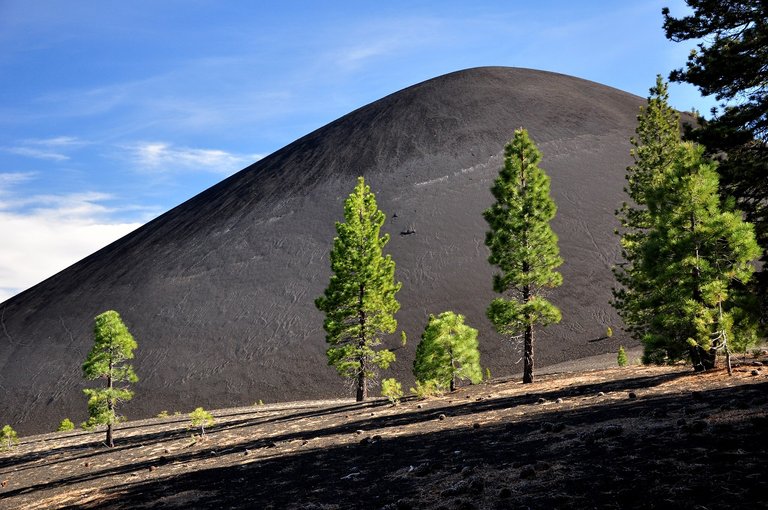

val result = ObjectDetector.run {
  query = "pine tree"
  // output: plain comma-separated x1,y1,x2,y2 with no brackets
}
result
0,425,18,450
413,311,482,392
664,1,768,316
189,407,215,437
82,310,138,447
484,128,563,384
614,79,761,371
617,346,628,367
614,76,683,346
316,177,401,401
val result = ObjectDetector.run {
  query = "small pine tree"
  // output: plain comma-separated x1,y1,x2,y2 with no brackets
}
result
381,378,403,405
617,346,628,367
485,367,492,381
0,425,19,450
484,128,563,384
316,177,401,401
82,310,138,448
58,418,75,432
189,407,215,437
606,326,613,338
413,312,482,392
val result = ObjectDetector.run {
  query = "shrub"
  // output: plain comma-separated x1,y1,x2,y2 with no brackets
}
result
617,346,628,367
606,326,613,338
381,378,403,405
156,410,169,418
58,418,75,432
1,425,19,450
485,367,492,381
409,379,444,399
189,407,215,437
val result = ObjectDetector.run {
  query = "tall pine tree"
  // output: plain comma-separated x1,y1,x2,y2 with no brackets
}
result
413,311,482,392
614,78,761,371
663,1,768,318
82,310,138,448
316,177,401,401
614,76,683,346
484,128,563,384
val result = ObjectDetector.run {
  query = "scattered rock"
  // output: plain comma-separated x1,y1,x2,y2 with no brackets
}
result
628,392,637,399
438,414,446,421
472,422,481,429
541,422,554,432
372,434,382,441
460,466,473,478
355,430,364,435
441,480,468,496
83,462,90,467
417,404,422,409
555,398,563,404
520,466,536,479
1,480,8,488
597,392,605,397
164,448,170,454
360,437,373,445
243,449,250,456
537,397,547,404
499,487,512,499
149,465,157,472
751,370,760,376
413,463,431,477
751,361,763,366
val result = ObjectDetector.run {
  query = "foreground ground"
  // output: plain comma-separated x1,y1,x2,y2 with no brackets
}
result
1,357,767,509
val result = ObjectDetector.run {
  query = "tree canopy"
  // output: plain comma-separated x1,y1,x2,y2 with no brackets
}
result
613,77,761,370
484,128,563,384
413,311,482,392
82,310,138,447
663,0,768,313
315,177,401,401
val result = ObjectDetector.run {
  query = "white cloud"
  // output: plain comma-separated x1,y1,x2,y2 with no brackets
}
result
126,141,262,175
3,146,69,161
0,173,146,303
2,136,87,161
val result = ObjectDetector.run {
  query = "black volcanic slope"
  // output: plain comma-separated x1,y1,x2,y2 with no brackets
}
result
1,67,644,434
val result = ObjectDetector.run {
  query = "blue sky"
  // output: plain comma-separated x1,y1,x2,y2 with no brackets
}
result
0,0,714,301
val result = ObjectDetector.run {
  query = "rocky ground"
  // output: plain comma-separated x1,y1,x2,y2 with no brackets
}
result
1,355,767,509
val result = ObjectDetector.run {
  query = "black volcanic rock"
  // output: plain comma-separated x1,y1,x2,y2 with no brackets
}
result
0,67,643,434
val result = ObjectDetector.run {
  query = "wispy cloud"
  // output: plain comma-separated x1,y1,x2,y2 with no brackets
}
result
126,141,263,175
2,136,87,161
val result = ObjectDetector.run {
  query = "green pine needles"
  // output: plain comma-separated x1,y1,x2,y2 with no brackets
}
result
613,76,761,372
316,177,401,401
413,311,482,392
484,128,563,384
82,310,138,447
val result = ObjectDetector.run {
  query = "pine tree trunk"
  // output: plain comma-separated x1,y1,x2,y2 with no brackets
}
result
356,283,367,402
522,281,534,384
523,324,534,384
450,349,456,392
107,362,114,448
